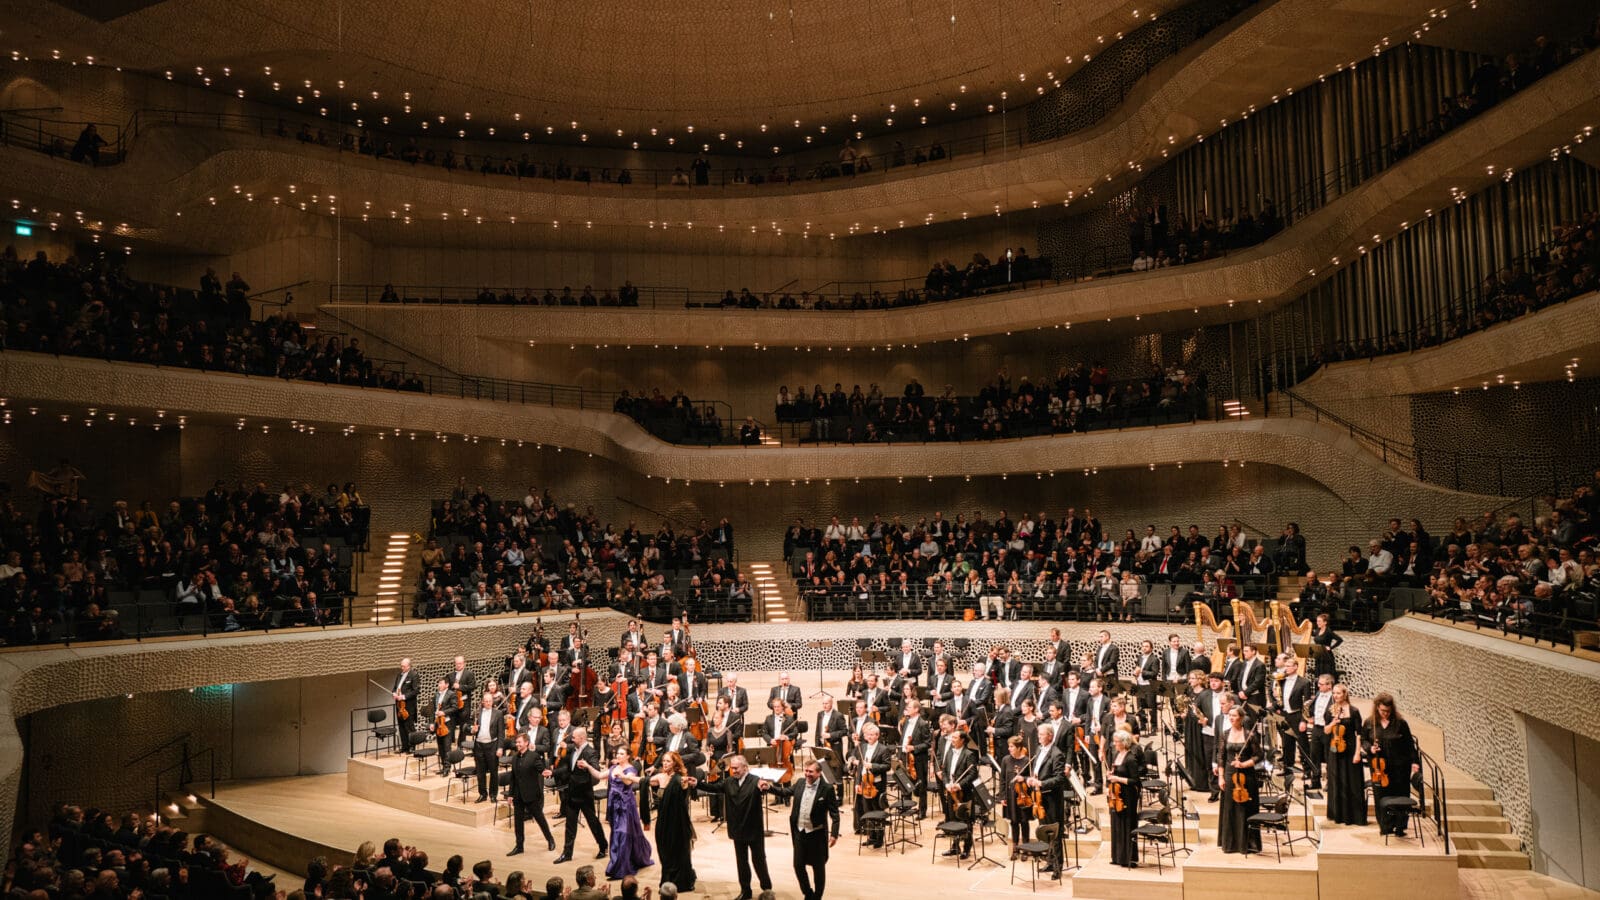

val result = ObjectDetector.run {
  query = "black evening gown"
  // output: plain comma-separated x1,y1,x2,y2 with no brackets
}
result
1216,734,1261,853
653,775,697,891
1109,754,1142,867
1312,628,1342,678
1182,692,1210,789
1370,718,1416,835
1325,708,1368,825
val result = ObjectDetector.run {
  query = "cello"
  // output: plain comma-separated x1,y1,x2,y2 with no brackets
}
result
772,700,797,783
684,655,710,742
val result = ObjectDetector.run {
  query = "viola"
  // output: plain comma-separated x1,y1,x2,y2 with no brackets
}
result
1108,782,1126,813
503,713,518,740
1232,772,1250,803
397,697,410,721
1371,753,1390,788
454,688,465,710
630,715,646,761
860,771,879,800
435,710,450,738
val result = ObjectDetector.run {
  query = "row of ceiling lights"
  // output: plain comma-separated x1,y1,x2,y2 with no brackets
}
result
10,7,1164,156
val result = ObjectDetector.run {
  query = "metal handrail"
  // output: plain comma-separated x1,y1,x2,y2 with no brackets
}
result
153,746,214,824
124,732,192,767
1279,389,1566,495
1416,747,1452,854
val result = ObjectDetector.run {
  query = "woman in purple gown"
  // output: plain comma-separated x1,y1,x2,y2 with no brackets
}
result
594,746,654,880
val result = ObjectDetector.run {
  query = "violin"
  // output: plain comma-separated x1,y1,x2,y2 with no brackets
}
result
1108,781,1126,813
705,755,721,784
1030,783,1045,819
397,697,410,721
1370,751,1390,788
1330,722,1347,754
454,688,465,711
435,709,450,738
1231,772,1250,803
859,770,879,800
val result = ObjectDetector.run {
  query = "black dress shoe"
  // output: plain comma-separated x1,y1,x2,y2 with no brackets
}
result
552,853,572,864
548,838,557,852
476,794,487,803
595,850,608,860
942,847,961,857
507,847,523,856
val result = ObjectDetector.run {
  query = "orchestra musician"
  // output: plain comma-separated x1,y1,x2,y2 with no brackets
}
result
619,619,647,654
889,640,923,696
1368,692,1419,836
721,673,751,717
1093,631,1120,684
844,665,868,701
949,679,986,743
931,729,979,861
660,680,687,717
848,698,875,758
431,678,456,775
1045,627,1073,672
504,651,536,696
391,658,419,753
1302,673,1336,791
966,663,996,710
552,708,576,757
447,656,475,743
1134,640,1160,732
896,694,931,817
815,695,847,762
927,640,957,682
1106,729,1143,868
988,687,1018,767
1271,654,1312,781
512,681,540,733
998,736,1034,849
860,674,890,718
1214,706,1262,854
851,722,891,848
926,659,954,714
602,718,631,763
1181,670,1212,790
539,665,568,715
660,713,705,774
768,672,803,716
1076,650,1100,693
705,694,743,821
1081,679,1110,793
482,677,507,714
547,726,608,864
559,621,581,656
1019,698,1042,756
1190,641,1213,677
1031,723,1071,878
1235,643,1267,711
626,681,654,721
468,694,503,803
1163,635,1193,712
1322,683,1366,825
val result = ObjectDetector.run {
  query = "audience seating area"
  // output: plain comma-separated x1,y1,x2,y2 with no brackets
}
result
774,366,1210,443
423,484,751,624
0,480,369,646
22,804,276,899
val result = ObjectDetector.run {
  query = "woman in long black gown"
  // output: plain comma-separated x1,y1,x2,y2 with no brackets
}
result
649,751,697,892
1181,671,1212,790
1312,614,1343,679
1368,693,1419,836
1322,683,1367,825
1213,706,1261,853
1106,731,1143,867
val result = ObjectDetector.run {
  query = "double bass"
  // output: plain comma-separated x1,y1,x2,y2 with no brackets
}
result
684,655,710,742
772,701,797,783
565,662,598,712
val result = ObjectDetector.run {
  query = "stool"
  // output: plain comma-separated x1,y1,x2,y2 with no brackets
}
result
857,811,888,854
930,821,970,864
1377,796,1425,847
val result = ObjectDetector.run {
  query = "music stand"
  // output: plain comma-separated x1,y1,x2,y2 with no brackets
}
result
748,746,790,837
967,781,1005,870
812,748,841,785
807,639,834,697
861,649,888,669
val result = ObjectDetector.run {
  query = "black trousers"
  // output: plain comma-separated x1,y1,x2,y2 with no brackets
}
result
472,742,499,799
434,732,453,773
396,705,413,750
1278,718,1305,774
513,796,553,848
792,829,830,900
733,836,772,893
561,794,607,853
1306,728,1326,787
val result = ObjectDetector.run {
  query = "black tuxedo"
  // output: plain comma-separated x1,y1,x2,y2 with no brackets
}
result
968,678,995,710
769,684,803,715
815,708,847,760
512,694,541,731
509,745,553,850
933,745,980,852
1047,639,1072,666
699,773,776,894
392,669,420,750
504,665,536,694
1163,647,1192,683
1236,658,1267,709
1094,642,1120,681
660,729,704,769
896,715,933,815
465,706,502,800
539,679,568,714
927,672,954,710
853,742,892,845
890,650,923,693
448,669,476,741
553,742,607,854
722,685,750,716
1273,674,1313,771
775,776,842,900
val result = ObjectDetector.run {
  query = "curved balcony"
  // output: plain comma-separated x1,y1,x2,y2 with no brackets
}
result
314,52,1600,350
1,0,1454,240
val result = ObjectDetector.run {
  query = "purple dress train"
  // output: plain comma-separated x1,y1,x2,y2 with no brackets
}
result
606,766,655,880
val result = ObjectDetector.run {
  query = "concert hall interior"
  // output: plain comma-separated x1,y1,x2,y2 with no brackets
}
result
4,0,1600,897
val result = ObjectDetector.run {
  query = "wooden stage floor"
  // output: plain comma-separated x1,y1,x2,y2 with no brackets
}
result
204,671,1595,900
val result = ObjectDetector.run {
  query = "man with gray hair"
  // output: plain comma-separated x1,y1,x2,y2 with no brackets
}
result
662,713,705,770
659,883,679,900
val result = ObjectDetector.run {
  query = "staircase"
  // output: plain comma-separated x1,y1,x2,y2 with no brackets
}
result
366,532,417,624
1441,768,1529,870
746,561,794,622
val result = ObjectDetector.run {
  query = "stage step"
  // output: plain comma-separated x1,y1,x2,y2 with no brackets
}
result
1448,815,1511,834
347,754,514,829
1457,848,1532,870
1450,831,1522,851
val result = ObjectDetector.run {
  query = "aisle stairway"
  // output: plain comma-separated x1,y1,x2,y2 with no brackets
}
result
361,532,417,624
746,561,792,622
